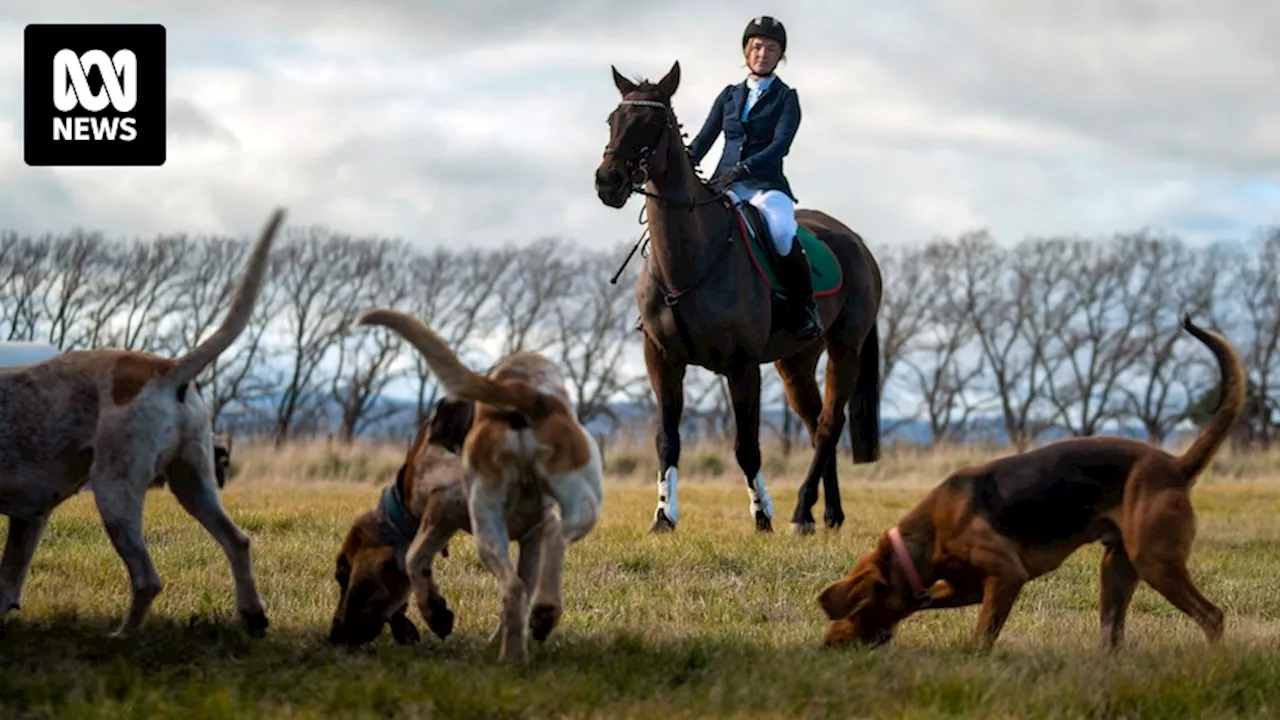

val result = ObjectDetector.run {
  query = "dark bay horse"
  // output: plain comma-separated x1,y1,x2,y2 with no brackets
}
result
593,61,883,534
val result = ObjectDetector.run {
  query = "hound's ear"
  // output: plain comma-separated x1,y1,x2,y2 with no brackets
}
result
817,576,874,620
656,60,680,98
612,65,639,95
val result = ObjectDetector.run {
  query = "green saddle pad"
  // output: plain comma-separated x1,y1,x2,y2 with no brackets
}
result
745,223,843,297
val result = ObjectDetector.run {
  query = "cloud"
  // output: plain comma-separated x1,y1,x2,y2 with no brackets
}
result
167,98,239,146
0,0,1273,251
0,119,80,227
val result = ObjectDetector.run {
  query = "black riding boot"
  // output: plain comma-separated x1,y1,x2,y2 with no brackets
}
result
776,239,822,340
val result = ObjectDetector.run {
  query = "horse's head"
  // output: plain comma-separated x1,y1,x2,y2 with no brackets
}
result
595,61,682,208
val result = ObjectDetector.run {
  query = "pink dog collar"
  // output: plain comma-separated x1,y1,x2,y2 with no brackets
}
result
887,526,930,602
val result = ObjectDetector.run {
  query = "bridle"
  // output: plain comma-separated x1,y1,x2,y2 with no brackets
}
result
602,97,725,208
601,94,736,314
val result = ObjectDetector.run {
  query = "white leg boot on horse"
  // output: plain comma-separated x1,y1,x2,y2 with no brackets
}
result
654,466,679,531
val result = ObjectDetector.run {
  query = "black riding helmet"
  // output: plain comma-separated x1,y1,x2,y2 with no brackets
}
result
742,15,786,54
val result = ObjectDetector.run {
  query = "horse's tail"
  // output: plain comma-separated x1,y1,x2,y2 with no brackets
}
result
849,320,881,464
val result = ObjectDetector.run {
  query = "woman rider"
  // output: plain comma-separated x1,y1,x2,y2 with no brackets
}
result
687,15,821,340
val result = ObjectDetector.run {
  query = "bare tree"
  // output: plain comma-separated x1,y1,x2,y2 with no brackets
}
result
958,233,1062,450
40,232,108,349
550,246,645,425
0,233,53,341
329,239,414,442
1226,228,1280,448
263,228,381,445
404,245,513,424
676,367,734,444
115,236,189,351
210,290,282,432
761,364,802,454
1115,232,1222,444
903,241,987,444
153,235,247,355
75,236,188,351
876,243,936,392
492,238,576,356
1039,237,1145,436
156,233,276,430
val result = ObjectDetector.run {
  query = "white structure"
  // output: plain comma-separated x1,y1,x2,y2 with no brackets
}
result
0,341,60,367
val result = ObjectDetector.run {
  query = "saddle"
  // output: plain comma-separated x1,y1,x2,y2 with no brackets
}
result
736,202,782,268
733,201,796,306
631,200,843,333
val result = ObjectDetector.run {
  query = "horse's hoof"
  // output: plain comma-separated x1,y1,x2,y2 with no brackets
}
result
790,521,816,536
755,511,773,533
824,513,845,531
650,510,676,534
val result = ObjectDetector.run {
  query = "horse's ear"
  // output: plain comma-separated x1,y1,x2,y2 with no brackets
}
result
612,65,638,95
656,60,680,98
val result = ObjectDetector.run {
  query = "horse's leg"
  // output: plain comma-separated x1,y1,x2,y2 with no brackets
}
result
645,336,686,534
789,338,859,536
820,373,848,531
725,359,773,532
825,321,881,530
774,346,827,534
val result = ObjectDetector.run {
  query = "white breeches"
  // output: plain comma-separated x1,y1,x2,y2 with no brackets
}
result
729,183,797,255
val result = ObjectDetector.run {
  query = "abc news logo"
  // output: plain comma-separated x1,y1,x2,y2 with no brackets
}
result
24,24,166,166
53,49,140,142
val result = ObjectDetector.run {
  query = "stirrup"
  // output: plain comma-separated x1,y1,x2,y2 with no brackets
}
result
792,304,822,339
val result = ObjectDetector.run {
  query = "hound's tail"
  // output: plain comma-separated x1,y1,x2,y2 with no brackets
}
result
1176,313,1247,482
163,208,286,391
358,308,556,421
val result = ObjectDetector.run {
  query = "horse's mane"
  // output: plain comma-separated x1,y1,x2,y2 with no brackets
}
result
620,76,712,187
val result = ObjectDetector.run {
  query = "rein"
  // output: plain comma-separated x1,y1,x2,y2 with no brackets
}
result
604,96,735,296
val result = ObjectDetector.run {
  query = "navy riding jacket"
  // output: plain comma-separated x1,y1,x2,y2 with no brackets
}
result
687,75,801,201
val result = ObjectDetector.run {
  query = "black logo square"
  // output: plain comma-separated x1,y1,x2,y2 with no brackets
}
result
24,23,166,167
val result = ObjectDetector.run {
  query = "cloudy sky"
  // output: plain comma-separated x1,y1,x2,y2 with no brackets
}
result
1,0,1276,251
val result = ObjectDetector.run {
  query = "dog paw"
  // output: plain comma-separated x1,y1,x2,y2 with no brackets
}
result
390,613,421,646
425,597,454,640
241,609,269,638
529,602,562,643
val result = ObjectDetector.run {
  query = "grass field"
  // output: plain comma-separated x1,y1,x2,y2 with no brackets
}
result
3,441,1280,718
